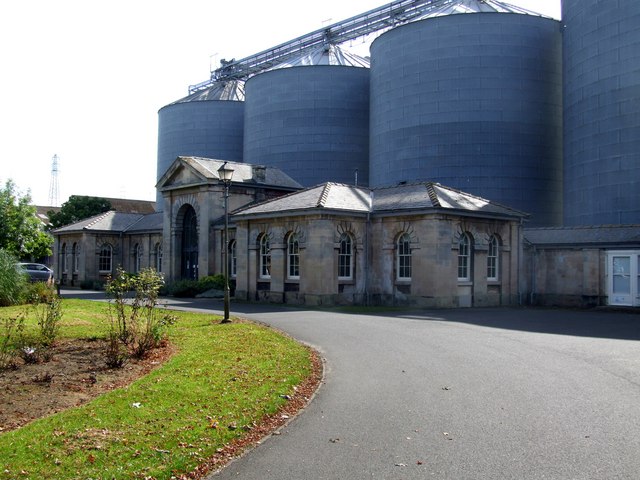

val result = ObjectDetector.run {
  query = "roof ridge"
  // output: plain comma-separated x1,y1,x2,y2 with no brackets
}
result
431,182,529,217
318,183,332,207
84,210,115,229
426,182,441,207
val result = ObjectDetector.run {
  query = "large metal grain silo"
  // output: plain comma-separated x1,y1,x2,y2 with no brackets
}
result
156,81,244,206
563,0,640,226
243,45,370,187
369,7,563,226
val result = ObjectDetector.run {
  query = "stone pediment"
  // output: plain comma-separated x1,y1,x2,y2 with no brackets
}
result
156,157,209,191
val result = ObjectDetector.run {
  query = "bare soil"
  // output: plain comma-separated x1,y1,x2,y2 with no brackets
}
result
0,339,174,433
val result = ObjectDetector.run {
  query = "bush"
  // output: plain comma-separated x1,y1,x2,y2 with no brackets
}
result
23,281,57,305
0,313,25,370
33,291,63,347
0,249,27,307
105,267,177,366
164,274,235,298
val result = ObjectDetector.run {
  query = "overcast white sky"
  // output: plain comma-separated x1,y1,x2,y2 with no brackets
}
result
0,0,560,206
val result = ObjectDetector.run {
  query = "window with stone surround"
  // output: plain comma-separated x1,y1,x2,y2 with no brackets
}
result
338,233,353,280
229,239,237,278
287,233,300,280
259,234,271,279
396,233,412,281
458,233,472,281
99,244,113,273
487,235,499,281
154,242,163,273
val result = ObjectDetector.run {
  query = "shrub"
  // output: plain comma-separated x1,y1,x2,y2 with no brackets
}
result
0,313,25,370
163,279,200,297
164,274,235,298
105,267,177,366
33,290,63,347
23,281,57,305
0,249,27,307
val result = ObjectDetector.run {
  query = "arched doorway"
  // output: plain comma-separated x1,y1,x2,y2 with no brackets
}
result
181,206,198,279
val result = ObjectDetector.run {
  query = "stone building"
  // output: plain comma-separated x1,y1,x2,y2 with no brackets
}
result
523,225,640,308
53,211,163,287
229,182,525,308
52,157,640,309
52,157,300,288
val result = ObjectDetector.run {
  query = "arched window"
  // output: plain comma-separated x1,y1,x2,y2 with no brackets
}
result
133,243,142,273
487,235,499,281
72,242,79,273
259,234,271,279
396,233,412,280
458,233,472,281
338,233,353,280
154,242,163,273
99,244,113,273
61,243,68,273
229,239,237,278
287,233,300,279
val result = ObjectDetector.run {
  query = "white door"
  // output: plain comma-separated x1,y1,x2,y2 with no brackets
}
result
607,251,640,306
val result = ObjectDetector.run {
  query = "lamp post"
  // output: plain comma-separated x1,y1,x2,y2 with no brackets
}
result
217,162,234,323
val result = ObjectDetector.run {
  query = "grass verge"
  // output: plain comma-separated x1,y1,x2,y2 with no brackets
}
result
0,299,317,479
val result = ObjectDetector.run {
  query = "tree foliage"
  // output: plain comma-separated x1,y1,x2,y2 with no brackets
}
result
0,180,53,260
47,195,111,229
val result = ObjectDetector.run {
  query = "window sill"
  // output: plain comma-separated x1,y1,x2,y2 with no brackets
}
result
457,280,473,286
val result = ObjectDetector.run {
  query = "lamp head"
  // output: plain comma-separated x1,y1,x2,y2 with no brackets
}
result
217,162,235,185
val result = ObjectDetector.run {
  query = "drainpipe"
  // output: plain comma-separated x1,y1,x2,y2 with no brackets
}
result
530,244,537,306
517,217,524,305
364,191,373,306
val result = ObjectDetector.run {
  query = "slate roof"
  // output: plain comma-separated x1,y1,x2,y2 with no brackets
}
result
372,182,527,217
234,181,527,219
524,225,640,247
234,183,371,216
124,212,164,233
159,157,302,190
52,211,148,234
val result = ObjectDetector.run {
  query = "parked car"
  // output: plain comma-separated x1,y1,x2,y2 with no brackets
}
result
17,263,54,283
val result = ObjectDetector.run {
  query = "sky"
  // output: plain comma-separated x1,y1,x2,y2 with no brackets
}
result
0,0,560,207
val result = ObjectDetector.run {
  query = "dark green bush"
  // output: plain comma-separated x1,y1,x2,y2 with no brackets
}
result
164,274,235,298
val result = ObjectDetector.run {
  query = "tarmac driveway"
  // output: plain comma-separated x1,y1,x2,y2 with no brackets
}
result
61,291,640,479
206,305,640,480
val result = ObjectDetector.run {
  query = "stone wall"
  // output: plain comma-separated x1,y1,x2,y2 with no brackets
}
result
523,247,606,308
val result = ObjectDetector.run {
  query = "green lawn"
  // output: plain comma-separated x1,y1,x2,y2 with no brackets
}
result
0,299,314,479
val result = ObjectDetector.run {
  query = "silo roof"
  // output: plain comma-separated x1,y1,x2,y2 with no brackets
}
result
267,44,369,70
412,0,548,18
169,80,245,105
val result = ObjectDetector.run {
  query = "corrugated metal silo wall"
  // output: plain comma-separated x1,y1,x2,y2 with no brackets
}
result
562,0,640,226
243,66,370,187
369,13,563,227
156,100,244,206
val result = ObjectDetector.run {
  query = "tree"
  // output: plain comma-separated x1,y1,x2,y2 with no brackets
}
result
0,180,53,261
47,195,111,229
